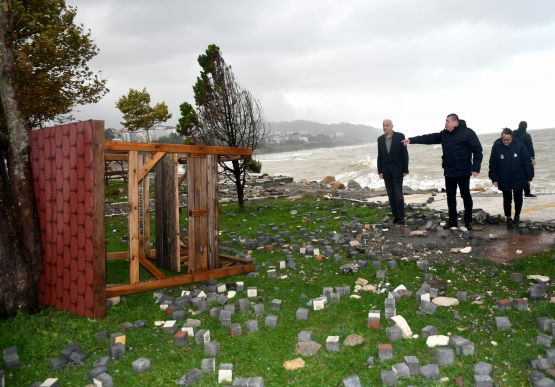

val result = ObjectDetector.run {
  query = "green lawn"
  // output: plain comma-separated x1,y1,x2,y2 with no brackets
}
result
1,197,554,386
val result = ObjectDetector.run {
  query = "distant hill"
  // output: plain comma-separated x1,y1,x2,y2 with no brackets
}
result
258,120,380,154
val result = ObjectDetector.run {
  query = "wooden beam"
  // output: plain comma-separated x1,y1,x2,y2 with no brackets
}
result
139,255,166,279
143,154,151,258
220,254,255,265
107,250,157,260
104,141,252,156
128,150,140,284
138,151,165,182
105,153,128,161
106,263,255,297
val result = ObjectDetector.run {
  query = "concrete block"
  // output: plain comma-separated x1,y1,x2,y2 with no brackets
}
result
378,343,393,360
403,355,420,376
245,319,259,333
49,357,66,370
93,356,111,368
173,331,189,347
380,370,398,386
342,374,362,387
296,308,309,320
218,363,233,384
201,358,215,373
421,325,438,338
298,331,313,342
434,347,455,366
271,299,282,311
326,336,340,352
210,307,221,319
495,316,512,330
163,320,178,334
265,315,278,328
92,373,113,387
473,374,494,387
176,368,203,386
68,350,88,364
253,303,265,316
420,364,440,380
247,287,257,298
419,300,437,315
229,323,242,337
386,325,403,342
392,362,410,379
204,341,220,356
60,343,79,359
132,357,151,373
108,343,125,359
513,298,529,311
88,366,107,382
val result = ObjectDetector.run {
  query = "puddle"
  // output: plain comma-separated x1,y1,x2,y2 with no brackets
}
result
486,228,555,263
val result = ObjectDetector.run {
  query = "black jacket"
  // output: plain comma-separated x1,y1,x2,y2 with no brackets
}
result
513,129,535,159
489,138,534,191
377,131,409,178
409,120,483,177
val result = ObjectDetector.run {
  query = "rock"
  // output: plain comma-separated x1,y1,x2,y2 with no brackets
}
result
528,275,550,283
347,180,361,189
330,181,345,190
355,278,368,286
295,341,321,357
409,230,427,237
390,315,413,339
283,357,305,370
426,335,450,348
361,284,377,292
432,297,460,307
460,246,472,254
344,334,364,347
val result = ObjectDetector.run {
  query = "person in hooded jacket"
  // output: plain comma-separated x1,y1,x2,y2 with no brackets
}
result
489,128,534,229
513,120,536,197
402,113,483,230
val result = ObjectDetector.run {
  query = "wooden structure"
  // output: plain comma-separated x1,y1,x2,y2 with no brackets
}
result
104,141,256,299
30,120,255,318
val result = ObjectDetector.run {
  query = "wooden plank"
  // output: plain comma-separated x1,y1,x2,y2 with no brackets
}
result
143,153,151,258
207,154,219,269
172,153,180,272
106,263,255,297
105,153,128,161
220,254,255,265
128,150,140,284
139,255,166,279
138,151,165,182
104,141,252,156
91,120,107,318
107,249,156,260
187,155,209,273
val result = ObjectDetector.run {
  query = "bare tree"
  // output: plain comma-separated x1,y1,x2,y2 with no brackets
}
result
177,44,267,209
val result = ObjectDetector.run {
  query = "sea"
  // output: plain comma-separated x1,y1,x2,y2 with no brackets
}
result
257,128,555,194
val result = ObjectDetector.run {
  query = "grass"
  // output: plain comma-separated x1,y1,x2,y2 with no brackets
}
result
1,196,554,386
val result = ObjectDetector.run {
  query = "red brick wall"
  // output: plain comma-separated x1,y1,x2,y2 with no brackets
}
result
29,120,105,318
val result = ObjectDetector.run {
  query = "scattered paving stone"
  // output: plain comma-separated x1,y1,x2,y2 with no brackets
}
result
271,299,282,311
326,336,340,352
390,315,413,339
497,298,512,311
229,323,242,337
201,358,215,373
426,335,450,348
176,368,203,386
513,298,529,311
49,357,66,370
218,363,233,384
392,362,410,379
495,316,512,331
421,325,438,338
367,356,375,367
283,357,305,371
456,291,468,302
404,356,420,376
419,300,437,315
342,374,362,387
295,341,321,357
531,283,547,300
68,350,88,364
420,364,440,380
474,374,494,387
204,341,220,356
381,370,398,386
344,334,364,347
538,333,553,347
265,315,278,328
92,373,113,387
537,318,555,332
473,361,493,376
195,329,210,345
95,331,108,341
108,343,125,359
367,310,381,330
298,331,313,342
434,347,455,366
296,308,309,320
245,320,259,333
88,366,108,382
387,325,404,342
509,272,524,283
232,377,264,386
378,343,394,360
132,358,151,374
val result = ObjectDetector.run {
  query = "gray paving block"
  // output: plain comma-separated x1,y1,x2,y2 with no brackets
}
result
92,372,113,387
367,356,374,367
434,347,455,366
229,323,242,337
296,308,309,320
495,316,512,331
420,364,440,380
68,350,88,364
204,341,220,356
419,300,437,315
456,291,468,302
2,353,19,369
386,325,403,342
210,307,221,318
173,331,189,347
537,317,555,332
512,298,528,311
253,303,265,316
392,362,410,379
264,315,278,328
95,330,108,341
381,370,398,386
326,336,340,352
60,343,80,359
298,331,312,342
473,374,494,387
201,358,215,373
133,320,146,328
93,356,111,368
546,348,555,363
176,368,203,386
49,357,66,370
88,366,108,382
342,374,362,387
421,325,438,338
403,356,420,376
271,299,282,311
108,343,125,359
245,320,259,333
232,376,264,386
132,357,151,373
538,333,553,347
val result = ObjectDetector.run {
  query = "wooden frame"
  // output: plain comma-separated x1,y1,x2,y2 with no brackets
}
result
103,141,255,298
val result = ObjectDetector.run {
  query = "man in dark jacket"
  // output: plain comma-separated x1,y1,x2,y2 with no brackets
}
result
489,128,534,228
377,119,409,224
402,113,483,229
513,120,536,197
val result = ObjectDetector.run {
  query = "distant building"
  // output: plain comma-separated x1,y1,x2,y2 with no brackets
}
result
111,125,177,142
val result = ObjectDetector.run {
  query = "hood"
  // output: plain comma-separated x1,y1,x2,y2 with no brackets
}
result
457,119,467,129
518,121,527,131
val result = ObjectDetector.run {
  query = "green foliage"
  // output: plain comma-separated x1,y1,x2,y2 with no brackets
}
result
246,158,262,173
175,101,197,140
0,0,108,132
154,132,186,144
104,128,116,140
115,88,172,132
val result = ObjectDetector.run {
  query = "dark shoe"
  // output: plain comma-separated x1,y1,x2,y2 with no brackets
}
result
513,215,520,225
443,221,458,229
464,223,473,231
506,218,514,229
392,218,400,224
397,219,405,225
525,194,537,198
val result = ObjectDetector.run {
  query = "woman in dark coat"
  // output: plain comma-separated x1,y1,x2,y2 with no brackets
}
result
489,128,534,228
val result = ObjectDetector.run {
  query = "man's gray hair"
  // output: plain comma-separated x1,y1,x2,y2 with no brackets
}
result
382,119,393,125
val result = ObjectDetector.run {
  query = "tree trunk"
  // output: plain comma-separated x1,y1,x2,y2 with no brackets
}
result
0,1,42,317
232,160,245,210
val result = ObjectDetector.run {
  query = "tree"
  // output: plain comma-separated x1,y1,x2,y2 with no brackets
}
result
177,44,267,209
0,0,107,317
116,88,172,142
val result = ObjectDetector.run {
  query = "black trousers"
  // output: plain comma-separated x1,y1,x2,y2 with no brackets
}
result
524,182,531,196
384,174,405,220
445,175,472,225
503,189,523,218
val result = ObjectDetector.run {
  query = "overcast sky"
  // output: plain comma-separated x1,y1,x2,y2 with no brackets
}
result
66,0,555,136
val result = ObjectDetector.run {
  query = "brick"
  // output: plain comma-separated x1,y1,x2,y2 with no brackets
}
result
132,358,151,374
378,343,393,360
326,336,340,352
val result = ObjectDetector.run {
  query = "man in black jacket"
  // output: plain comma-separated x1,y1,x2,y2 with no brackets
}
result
377,119,409,224
402,113,483,229
513,121,536,197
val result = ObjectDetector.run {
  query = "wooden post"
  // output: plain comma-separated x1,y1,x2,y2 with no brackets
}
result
142,153,151,258
187,154,210,272
92,121,106,318
128,150,140,284
206,154,219,269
